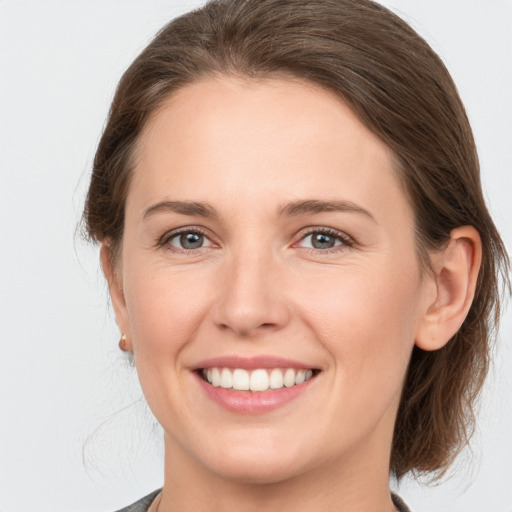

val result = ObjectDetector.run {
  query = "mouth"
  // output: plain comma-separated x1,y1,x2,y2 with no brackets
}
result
198,367,320,392
192,356,321,413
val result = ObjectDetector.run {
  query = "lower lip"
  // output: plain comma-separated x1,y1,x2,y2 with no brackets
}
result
194,372,317,414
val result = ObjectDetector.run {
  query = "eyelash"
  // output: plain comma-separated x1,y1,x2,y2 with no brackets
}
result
158,227,355,254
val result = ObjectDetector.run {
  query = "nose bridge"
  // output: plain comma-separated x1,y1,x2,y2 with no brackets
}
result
214,238,289,337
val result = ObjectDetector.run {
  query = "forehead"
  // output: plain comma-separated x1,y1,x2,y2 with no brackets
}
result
129,76,412,227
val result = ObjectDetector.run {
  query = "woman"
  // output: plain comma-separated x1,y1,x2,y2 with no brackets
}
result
83,0,509,511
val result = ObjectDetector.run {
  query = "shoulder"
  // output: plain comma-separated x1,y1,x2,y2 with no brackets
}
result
112,490,161,512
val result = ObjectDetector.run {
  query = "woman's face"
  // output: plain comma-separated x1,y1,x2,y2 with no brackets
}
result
109,76,434,484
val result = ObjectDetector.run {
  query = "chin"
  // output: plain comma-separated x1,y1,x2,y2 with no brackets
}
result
206,455,308,486
193,431,325,486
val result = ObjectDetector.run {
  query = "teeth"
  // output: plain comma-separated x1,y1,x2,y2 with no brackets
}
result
283,368,295,387
220,368,233,388
295,369,306,385
250,369,269,391
211,368,221,387
232,369,250,390
269,368,284,389
202,367,315,392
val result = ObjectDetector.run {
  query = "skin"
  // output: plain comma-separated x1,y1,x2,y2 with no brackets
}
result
102,76,481,512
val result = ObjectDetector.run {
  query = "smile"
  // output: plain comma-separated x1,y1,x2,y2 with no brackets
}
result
201,367,315,392
193,356,321,413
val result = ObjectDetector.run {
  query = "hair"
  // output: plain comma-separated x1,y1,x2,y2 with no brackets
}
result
83,0,510,480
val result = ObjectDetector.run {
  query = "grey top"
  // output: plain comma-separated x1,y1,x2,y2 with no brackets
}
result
114,490,161,512
113,490,411,512
392,492,412,512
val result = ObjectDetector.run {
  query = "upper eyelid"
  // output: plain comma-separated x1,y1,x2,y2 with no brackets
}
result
160,226,210,243
296,226,354,243
159,226,349,238
298,226,348,236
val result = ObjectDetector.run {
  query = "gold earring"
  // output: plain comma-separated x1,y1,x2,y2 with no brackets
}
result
119,334,128,351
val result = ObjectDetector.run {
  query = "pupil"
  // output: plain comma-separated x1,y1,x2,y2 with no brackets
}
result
180,232,203,249
312,233,335,249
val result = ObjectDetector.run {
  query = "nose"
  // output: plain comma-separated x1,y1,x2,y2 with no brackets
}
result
212,249,291,338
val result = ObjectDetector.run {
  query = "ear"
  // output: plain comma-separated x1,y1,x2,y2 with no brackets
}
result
100,242,133,351
415,226,482,351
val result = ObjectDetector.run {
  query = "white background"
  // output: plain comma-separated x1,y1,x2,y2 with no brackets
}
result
0,1,510,511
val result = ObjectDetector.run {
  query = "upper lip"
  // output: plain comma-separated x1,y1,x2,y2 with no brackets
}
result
192,355,319,370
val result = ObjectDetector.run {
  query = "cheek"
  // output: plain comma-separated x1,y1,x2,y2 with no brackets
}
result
121,263,216,420
122,260,213,357
297,258,422,385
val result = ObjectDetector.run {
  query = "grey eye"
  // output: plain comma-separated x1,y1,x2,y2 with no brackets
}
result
297,230,346,251
178,232,204,249
310,233,337,249
164,229,215,252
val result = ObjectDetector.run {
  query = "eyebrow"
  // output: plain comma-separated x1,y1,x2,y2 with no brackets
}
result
276,199,376,222
142,199,375,222
143,201,218,220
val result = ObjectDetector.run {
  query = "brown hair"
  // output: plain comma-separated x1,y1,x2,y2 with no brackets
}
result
83,0,510,479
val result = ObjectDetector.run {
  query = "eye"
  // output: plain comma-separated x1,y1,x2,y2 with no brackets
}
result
161,229,215,251
296,228,353,251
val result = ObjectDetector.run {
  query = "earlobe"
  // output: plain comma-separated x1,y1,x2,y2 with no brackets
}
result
415,226,482,351
100,243,133,351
